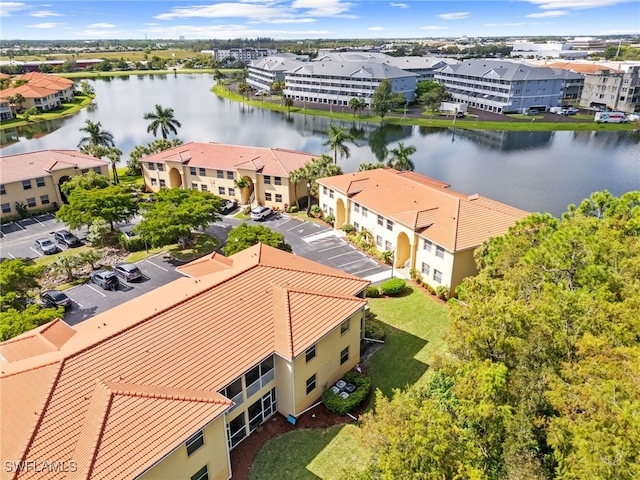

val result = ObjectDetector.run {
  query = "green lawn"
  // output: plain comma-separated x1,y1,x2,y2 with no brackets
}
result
248,286,450,479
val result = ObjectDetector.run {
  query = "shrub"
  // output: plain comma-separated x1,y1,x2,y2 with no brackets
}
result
243,205,252,215
436,285,449,301
365,318,385,340
424,281,436,295
365,285,381,298
288,205,298,213
380,278,406,296
324,214,335,226
322,371,371,415
381,250,393,264
341,223,354,234
310,204,322,217
117,231,146,252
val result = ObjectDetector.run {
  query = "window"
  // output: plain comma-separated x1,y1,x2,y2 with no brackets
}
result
199,167,206,176
306,374,316,395
385,240,392,251
0,185,4,195
191,466,208,480
159,179,166,187
377,215,383,226
275,194,282,203
423,239,432,252
354,203,360,213
1,203,10,213
201,184,208,192
217,170,224,179
93,167,102,174
329,189,334,199
190,166,197,175
421,262,430,276
376,235,382,247
148,162,155,170
306,345,316,362
341,319,350,335
265,192,272,201
185,431,204,456
218,186,225,195
322,186,327,195
150,178,157,186
264,175,271,184
26,197,36,208
156,163,164,172
433,269,442,283
22,180,32,190
436,246,445,259
340,346,349,365
353,222,360,232
274,176,282,186
227,413,246,448
36,177,45,187
362,207,368,217
227,171,234,180
40,195,50,205
229,187,235,196
386,220,394,231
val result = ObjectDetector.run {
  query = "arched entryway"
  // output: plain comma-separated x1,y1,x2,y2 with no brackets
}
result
335,198,346,228
169,168,182,188
58,176,70,204
238,176,254,205
396,231,411,269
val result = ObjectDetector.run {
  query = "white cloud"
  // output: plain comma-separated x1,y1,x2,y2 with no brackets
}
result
141,23,331,40
368,26,387,30
88,23,116,28
26,22,65,29
439,12,470,20
526,10,569,17
290,0,353,16
30,10,62,17
420,25,447,30
259,17,316,23
390,3,408,8
525,0,634,9
0,2,26,17
485,22,540,26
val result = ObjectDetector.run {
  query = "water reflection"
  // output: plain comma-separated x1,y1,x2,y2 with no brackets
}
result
452,130,554,151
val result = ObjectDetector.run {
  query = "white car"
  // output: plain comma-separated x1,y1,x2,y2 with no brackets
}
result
250,206,272,221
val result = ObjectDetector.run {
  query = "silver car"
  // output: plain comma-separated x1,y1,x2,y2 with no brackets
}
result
114,263,142,282
34,238,60,255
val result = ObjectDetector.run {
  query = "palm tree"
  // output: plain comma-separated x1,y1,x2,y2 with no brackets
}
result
14,93,25,113
288,167,306,208
78,119,115,149
80,144,122,184
237,82,252,101
234,177,251,204
349,97,366,118
284,97,294,116
323,124,354,164
305,154,343,198
387,141,417,172
144,104,182,139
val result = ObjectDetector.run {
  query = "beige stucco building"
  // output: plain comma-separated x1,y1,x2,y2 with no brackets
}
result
0,72,76,112
0,150,110,220
140,142,316,210
317,168,529,297
0,244,369,480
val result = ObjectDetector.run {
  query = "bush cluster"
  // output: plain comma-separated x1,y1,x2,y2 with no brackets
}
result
365,319,385,340
117,232,146,252
365,285,381,298
380,278,406,296
322,371,371,415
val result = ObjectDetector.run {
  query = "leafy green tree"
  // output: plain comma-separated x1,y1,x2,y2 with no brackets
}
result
358,162,385,171
370,79,405,122
77,119,115,149
349,97,366,118
303,154,343,198
57,184,138,231
419,83,450,114
222,223,292,256
323,124,354,164
387,141,417,171
80,80,95,95
49,254,82,282
22,106,38,121
143,104,182,139
0,304,62,342
135,188,221,248
0,259,43,311
80,144,122,184
237,81,252,100
284,97,294,115
60,171,109,196
288,167,307,209
86,217,109,247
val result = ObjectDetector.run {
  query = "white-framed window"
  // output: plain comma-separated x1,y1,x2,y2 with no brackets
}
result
275,194,282,203
199,167,206,176
26,197,36,208
329,207,334,215
329,189,334,199
150,178,157,186
385,240,392,251
274,176,282,186
386,220,394,231
377,215,383,226
423,239,432,252
433,269,442,283
340,346,349,365
306,374,316,395
1,203,10,213
306,345,316,362
36,177,45,187
157,163,164,172
353,222,360,232
376,235,382,247
341,319,350,335
421,262,430,276
362,207,368,217
229,187,235,196
191,465,208,480
323,186,327,195
217,170,224,179
201,184,208,191
159,179,166,187
148,163,155,170
436,246,445,259
191,182,198,190
22,179,32,190
265,193,272,201
264,175,271,184
185,431,204,456
226,413,246,448
227,171,234,180
218,186,225,195
40,195,50,205
354,203,360,213
190,166,197,175
0,185,5,195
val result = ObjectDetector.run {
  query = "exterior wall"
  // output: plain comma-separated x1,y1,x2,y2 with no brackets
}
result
291,309,364,415
274,355,294,416
580,68,640,113
0,101,13,120
450,248,478,296
138,416,231,480
414,236,457,297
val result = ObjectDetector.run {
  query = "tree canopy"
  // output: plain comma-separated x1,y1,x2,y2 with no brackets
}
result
60,171,110,196
355,190,640,480
0,258,43,311
222,223,292,256
143,104,182,139
370,79,405,121
0,304,63,342
323,124,354,164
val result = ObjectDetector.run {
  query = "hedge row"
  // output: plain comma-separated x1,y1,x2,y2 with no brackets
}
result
321,371,371,415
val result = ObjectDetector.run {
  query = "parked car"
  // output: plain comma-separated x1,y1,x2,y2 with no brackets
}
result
40,290,73,309
556,107,579,116
54,229,82,248
114,263,142,282
250,206,272,221
90,270,119,290
119,228,138,240
221,199,238,215
34,238,60,255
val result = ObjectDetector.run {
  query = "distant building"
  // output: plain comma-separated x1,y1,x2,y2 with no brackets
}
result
247,53,309,92
0,59,103,72
201,48,277,63
0,71,76,112
511,41,588,60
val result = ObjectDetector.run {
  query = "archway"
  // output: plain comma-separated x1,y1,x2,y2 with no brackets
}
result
335,198,346,229
239,176,254,205
396,231,411,269
168,168,182,188
58,176,70,204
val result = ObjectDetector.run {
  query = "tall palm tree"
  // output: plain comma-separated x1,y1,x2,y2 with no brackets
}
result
144,104,182,139
77,119,115,149
305,154,343,198
387,141,417,172
80,144,121,184
288,167,306,208
323,124,354,164
349,97,366,118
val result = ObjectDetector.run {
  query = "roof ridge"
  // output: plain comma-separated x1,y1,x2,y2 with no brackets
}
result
102,381,232,404
262,263,369,284
284,286,369,303
452,198,461,251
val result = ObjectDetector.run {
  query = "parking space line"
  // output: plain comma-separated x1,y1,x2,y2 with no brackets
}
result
271,218,293,228
7,253,16,259
326,251,357,260
145,259,169,272
352,265,385,276
317,244,350,253
14,221,26,231
85,284,107,297
32,216,44,226
287,222,317,232
336,257,369,268
30,247,43,257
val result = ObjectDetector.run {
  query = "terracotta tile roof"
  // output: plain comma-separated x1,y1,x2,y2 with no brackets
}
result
0,150,110,185
0,244,368,479
545,61,621,74
176,251,234,277
140,142,317,176
318,168,528,251
0,320,76,363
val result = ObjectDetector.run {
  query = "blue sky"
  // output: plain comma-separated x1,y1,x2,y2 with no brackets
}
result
1,1,638,41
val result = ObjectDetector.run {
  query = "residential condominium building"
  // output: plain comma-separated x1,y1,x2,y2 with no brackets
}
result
0,72,76,112
0,243,369,480
200,47,277,64
247,53,310,92
317,168,529,297
0,150,110,220
434,59,584,113
140,142,315,209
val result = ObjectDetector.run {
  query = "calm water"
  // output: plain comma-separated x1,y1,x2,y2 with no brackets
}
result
1,73,639,217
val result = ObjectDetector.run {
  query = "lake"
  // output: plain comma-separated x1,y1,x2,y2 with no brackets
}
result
1,73,639,218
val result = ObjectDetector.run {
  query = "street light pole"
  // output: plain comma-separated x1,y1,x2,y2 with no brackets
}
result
306,182,311,214
390,250,394,278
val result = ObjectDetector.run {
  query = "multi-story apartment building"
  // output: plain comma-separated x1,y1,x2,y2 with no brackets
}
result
380,56,460,82
0,72,76,112
200,47,277,64
140,142,314,209
317,168,528,297
247,53,309,92
0,98,12,119
0,150,110,220
433,59,584,113
510,41,588,60
0,243,369,480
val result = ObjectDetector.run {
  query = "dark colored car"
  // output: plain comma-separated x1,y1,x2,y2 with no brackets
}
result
90,270,119,290
221,199,238,215
34,238,60,255
114,262,143,282
40,290,73,309
54,229,82,248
